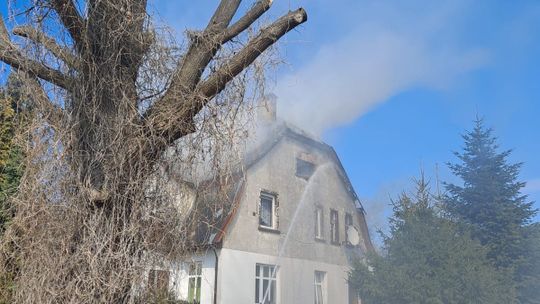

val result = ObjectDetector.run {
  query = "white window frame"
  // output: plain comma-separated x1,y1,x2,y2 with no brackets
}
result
259,192,278,230
315,207,324,240
314,271,326,304
187,261,202,304
255,263,278,304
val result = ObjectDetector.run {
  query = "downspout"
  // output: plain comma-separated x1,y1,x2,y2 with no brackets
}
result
212,247,219,304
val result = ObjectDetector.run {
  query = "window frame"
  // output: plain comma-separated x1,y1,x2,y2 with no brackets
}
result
330,209,340,245
315,207,324,240
255,263,278,304
259,191,278,231
187,261,202,304
314,271,326,304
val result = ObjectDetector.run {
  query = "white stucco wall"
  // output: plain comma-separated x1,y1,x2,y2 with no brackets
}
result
171,248,355,304
217,248,353,304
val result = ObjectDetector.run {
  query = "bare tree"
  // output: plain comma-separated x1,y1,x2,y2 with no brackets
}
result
0,1,306,302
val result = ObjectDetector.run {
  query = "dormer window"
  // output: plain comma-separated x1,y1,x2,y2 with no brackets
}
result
296,158,315,180
259,191,278,230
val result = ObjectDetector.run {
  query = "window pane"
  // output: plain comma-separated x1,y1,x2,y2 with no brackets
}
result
315,208,323,238
269,280,275,304
188,278,194,301
255,278,260,302
260,197,273,227
262,279,269,302
196,277,201,301
315,285,323,304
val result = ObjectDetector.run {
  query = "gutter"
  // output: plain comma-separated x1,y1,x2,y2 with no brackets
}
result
212,247,219,304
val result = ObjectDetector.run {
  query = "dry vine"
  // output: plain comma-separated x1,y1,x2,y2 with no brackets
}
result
0,0,307,303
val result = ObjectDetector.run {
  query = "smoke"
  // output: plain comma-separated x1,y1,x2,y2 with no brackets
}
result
274,1,489,136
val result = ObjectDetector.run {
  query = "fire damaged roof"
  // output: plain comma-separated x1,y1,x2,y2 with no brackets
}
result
183,121,370,250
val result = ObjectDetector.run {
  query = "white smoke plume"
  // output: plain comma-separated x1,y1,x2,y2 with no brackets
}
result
275,1,488,136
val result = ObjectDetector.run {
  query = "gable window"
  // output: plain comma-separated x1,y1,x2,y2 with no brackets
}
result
330,209,339,244
188,261,202,304
296,158,316,180
259,192,278,230
314,271,326,304
315,207,324,240
255,264,277,304
147,269,170,296
345,213,353,246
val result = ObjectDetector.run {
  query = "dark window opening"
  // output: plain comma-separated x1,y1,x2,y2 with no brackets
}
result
296,158,316,180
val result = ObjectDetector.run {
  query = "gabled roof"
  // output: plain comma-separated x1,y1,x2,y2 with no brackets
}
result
184,121,371,251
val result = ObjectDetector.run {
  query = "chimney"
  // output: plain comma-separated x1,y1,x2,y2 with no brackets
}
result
257,94,277,124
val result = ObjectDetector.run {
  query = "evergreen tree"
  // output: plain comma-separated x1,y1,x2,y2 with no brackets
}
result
0,75,27,233
516,223,540,304
350,177,514,304
445,117,538,303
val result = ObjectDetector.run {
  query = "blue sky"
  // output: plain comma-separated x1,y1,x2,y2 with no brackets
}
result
2,1,539,236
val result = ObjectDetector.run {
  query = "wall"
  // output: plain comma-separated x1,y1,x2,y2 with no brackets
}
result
223,135,367,265
217,248,354,304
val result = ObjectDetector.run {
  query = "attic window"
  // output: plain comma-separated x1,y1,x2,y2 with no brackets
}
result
296,158,315,180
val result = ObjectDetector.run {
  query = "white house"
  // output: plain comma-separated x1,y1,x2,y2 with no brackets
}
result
148,102,374,304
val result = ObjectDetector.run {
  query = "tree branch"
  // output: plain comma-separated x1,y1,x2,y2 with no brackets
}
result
50,0,85,50
19,73,65,128
198,8,307,99
13,25,81,70
162,0,242,98
0,15,73,91
144,8,307,144
221,0,273,44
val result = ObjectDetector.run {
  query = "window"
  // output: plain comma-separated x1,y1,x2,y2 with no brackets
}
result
259,192,278,230
315,207,323,240
147,269,170,296
330,209,339,244
188,262,202,304
314,271,326,304
296,158,316,179
345,213,353,246
255,264,277,304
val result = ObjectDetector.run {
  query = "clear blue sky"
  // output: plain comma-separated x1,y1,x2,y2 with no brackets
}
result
2,1,539,234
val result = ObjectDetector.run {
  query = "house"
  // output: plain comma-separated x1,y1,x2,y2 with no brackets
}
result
148,100,374,304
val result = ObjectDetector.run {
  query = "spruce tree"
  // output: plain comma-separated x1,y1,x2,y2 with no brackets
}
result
350,176,514,304
445,118,539,303
445,118,537,269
